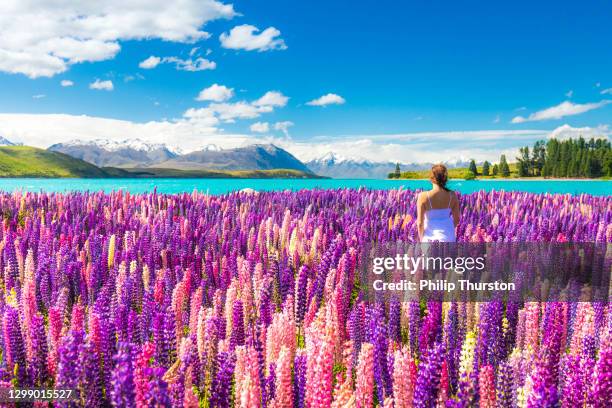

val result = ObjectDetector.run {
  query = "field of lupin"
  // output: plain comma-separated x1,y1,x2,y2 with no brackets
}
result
0,188,610,407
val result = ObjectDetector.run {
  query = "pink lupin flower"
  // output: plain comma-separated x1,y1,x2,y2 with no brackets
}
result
266,299,296,368
478,365,496,408
235,345,262,408
570,302,595,355
70,303,85,334
355,343,375,408
524,302,540,353
436,360,449,407
393,347,416,408
273,346,294,408
135,342,155,408
306,306,335,408
189,287,203,335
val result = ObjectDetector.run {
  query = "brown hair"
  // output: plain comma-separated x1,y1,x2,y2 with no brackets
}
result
430,164,450,191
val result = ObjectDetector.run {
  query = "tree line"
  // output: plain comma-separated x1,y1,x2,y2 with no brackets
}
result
390,137,611,179
516,137,611,178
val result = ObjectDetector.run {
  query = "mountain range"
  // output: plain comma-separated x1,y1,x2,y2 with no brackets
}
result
49,139,312,173
48,139,178,167
305,152,473,178
5,136,475,178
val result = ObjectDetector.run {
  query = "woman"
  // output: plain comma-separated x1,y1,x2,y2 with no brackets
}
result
416,164,460,242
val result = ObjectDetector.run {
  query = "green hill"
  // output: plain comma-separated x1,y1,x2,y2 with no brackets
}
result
0,146,325,179
0,146,108,177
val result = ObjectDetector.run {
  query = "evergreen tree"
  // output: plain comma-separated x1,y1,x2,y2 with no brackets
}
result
492,163,499,176
394,163,401,178
468,159,478,176
499,155,510,177
516,146,530,177
482,161,490,176
516,136,610,178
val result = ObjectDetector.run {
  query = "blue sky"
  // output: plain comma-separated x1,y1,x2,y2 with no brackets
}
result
0,0,610,163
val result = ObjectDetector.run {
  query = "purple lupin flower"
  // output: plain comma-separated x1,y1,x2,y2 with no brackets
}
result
28,313,48,386
230,299,245,350
414,341,445,408
562,355,585,407
408,300,421,355
388,298,401,343
588,342,611,407
370,303,392,402
79,340,106,407
145,367,172,407
294,265,309,325
3,305,29,386
526,349,560,408
210,351,235,408
55,330,84,408
496,360,514,408
110,342,136,408
294,352,307,408
419,302,442,358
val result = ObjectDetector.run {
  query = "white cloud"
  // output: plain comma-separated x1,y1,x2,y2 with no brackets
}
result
0,0,235,78
274,121,294,137
163,57,216,71
139,56,161,69
548,124,610,141
89,79,114,91
220,24,287,51
60,80,74,87
253,91,289,107
196,102,273,122
511,100,611,123
32,94,45,99
250,122,270,133
3,112,593,165
306,93,346,107
601,88,612,95
196,84,234,102
140,55,215,71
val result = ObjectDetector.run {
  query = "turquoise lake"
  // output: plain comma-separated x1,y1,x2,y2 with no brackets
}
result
0,178,609,196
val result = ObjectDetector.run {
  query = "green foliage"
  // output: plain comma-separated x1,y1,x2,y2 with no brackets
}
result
482,161,490,176
468,159,478,176
527,137,611,178
464,171,476,180
492,163,499,176
394,162,401,178
499,155,511,177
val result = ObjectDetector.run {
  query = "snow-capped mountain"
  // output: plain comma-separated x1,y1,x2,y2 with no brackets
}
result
306,152,473,178
0,136,17,146
48,138,178,167
159,144,312,172
305,152,419,179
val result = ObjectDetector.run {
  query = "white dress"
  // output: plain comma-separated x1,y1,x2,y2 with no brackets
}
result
422,192,456,242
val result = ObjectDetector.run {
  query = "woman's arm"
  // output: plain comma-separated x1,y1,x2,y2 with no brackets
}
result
451,192,460,228
416,193,425,241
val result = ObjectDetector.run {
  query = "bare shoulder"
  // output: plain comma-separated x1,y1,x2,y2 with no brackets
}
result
450,191,459,206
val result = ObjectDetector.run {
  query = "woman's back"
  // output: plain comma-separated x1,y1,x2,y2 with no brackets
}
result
416,164,460,242
420,190,457,242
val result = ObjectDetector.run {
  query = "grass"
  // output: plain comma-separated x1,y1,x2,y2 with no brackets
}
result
0,146,108,177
